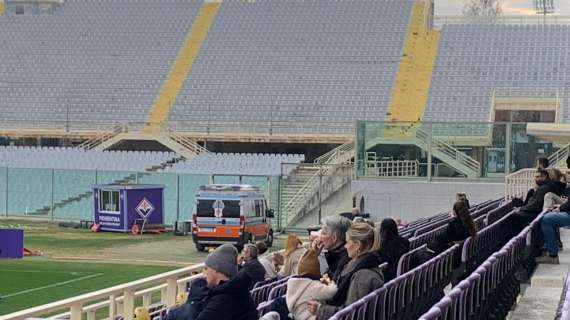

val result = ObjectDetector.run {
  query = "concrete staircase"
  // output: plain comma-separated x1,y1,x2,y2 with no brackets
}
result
508,229,570,319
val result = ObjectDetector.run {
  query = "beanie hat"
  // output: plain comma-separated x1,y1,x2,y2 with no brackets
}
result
205,244,238,277
297,249,320,278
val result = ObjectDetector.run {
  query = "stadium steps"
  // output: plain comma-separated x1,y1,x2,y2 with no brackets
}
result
508,229,570,320
29,156,183,217
369,125,480,177
548,143,570,168
143,2,220,133
386,0,439,129
280,143,354,228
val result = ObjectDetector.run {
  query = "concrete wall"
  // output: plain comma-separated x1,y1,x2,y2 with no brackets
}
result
352,179,505,223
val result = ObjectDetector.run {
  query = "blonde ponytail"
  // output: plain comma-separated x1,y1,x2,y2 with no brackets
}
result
347,222,379,256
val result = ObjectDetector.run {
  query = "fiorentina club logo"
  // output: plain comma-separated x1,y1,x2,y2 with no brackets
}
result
136,198,155,219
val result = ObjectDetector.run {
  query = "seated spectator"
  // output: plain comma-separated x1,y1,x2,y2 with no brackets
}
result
428,201,477,255
165,278,209,320
376,218,410,282
279,234,306,277
537,201,570,265
238,243,266,289
311,216,352,283
512,169,554,229
456,193,470,209
308,222,384,320
543,168,567,210
286,249,337,320
255,241,277,280
195,244,258,320
538,157,550,170
272,251,285,273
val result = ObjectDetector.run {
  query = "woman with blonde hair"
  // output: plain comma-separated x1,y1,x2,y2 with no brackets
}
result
307,222,384,319
279,233,306,276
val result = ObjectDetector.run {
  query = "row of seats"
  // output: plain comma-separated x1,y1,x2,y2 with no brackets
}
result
425,24,570,124
419,210,544,319
0,146,176,171
163,153,305,176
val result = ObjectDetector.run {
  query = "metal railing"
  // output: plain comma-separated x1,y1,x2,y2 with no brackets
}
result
162,126,209,156
314,141,355,165
548,144,570,168
0,264,205,320
504,168,536,201
415,128,480,177
77,124,126,150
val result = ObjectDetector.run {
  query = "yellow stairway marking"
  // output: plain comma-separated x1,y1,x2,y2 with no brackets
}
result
0,1,5,16
144,2,220,133
384,0,439,140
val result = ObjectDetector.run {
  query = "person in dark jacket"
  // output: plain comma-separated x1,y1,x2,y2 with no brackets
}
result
196,244,258,320
312,216,352,283
512,169,553,228
537,198,570,265
375,218,410,282
428,201,477,254
238,243,266,289
165,278,209,320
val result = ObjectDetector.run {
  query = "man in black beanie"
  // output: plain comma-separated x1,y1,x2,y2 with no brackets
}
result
196,244,258,320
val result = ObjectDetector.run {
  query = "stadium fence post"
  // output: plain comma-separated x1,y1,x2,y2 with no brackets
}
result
50,168,54,221
176,174,180,221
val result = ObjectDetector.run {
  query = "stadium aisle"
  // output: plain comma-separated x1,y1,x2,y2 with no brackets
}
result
509,229,570,319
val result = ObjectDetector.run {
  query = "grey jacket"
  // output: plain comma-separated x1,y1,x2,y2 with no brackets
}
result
316,255,384,320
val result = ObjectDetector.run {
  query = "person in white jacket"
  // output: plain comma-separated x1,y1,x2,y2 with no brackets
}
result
286,249,337,320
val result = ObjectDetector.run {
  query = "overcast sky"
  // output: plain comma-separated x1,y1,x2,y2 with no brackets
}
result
436,0,570,15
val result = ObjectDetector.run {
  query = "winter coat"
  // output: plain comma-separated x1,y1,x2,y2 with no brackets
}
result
324,243,350,283
316,253,384,320
259,254,277,280
376,236,410,282
166,278,209,320
519,180,557,217
194,272,259,320
286,277,337,320
279,246,306,277
239,258,267,289
428,217,471,254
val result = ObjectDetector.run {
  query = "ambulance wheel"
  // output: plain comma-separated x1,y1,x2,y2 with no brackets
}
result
266,230,274,247
195,244,206,252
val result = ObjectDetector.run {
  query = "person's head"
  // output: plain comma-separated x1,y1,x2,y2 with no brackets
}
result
456,193,467,203
204,244,238,288
345,222,380,259
241,243,258,261
297,249,321,279
255,240,268,256
452,201,477,238
537,157,550,170
379,218,399,244
535,168,549,186
321,216,352,250
272,252,284,267
547,168,563,182
284,234,303,258
351,207,361,217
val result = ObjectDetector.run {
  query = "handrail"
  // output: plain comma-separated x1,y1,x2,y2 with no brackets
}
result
548,144,570,168
416,128,480,175
314,141,354,165
0,263,205,320
77,124,126,150
504,168,537,201
162,126,209,156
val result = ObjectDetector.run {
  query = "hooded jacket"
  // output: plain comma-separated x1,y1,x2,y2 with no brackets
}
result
195,272,258,320
324,243,350,283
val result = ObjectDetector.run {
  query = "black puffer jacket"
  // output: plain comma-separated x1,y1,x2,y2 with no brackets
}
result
195,272,258,320
376,236,410,282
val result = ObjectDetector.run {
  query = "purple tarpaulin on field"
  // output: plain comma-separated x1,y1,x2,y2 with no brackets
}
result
0,229,24,259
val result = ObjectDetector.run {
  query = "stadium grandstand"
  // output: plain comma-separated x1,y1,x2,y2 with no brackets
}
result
2,0,570,319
